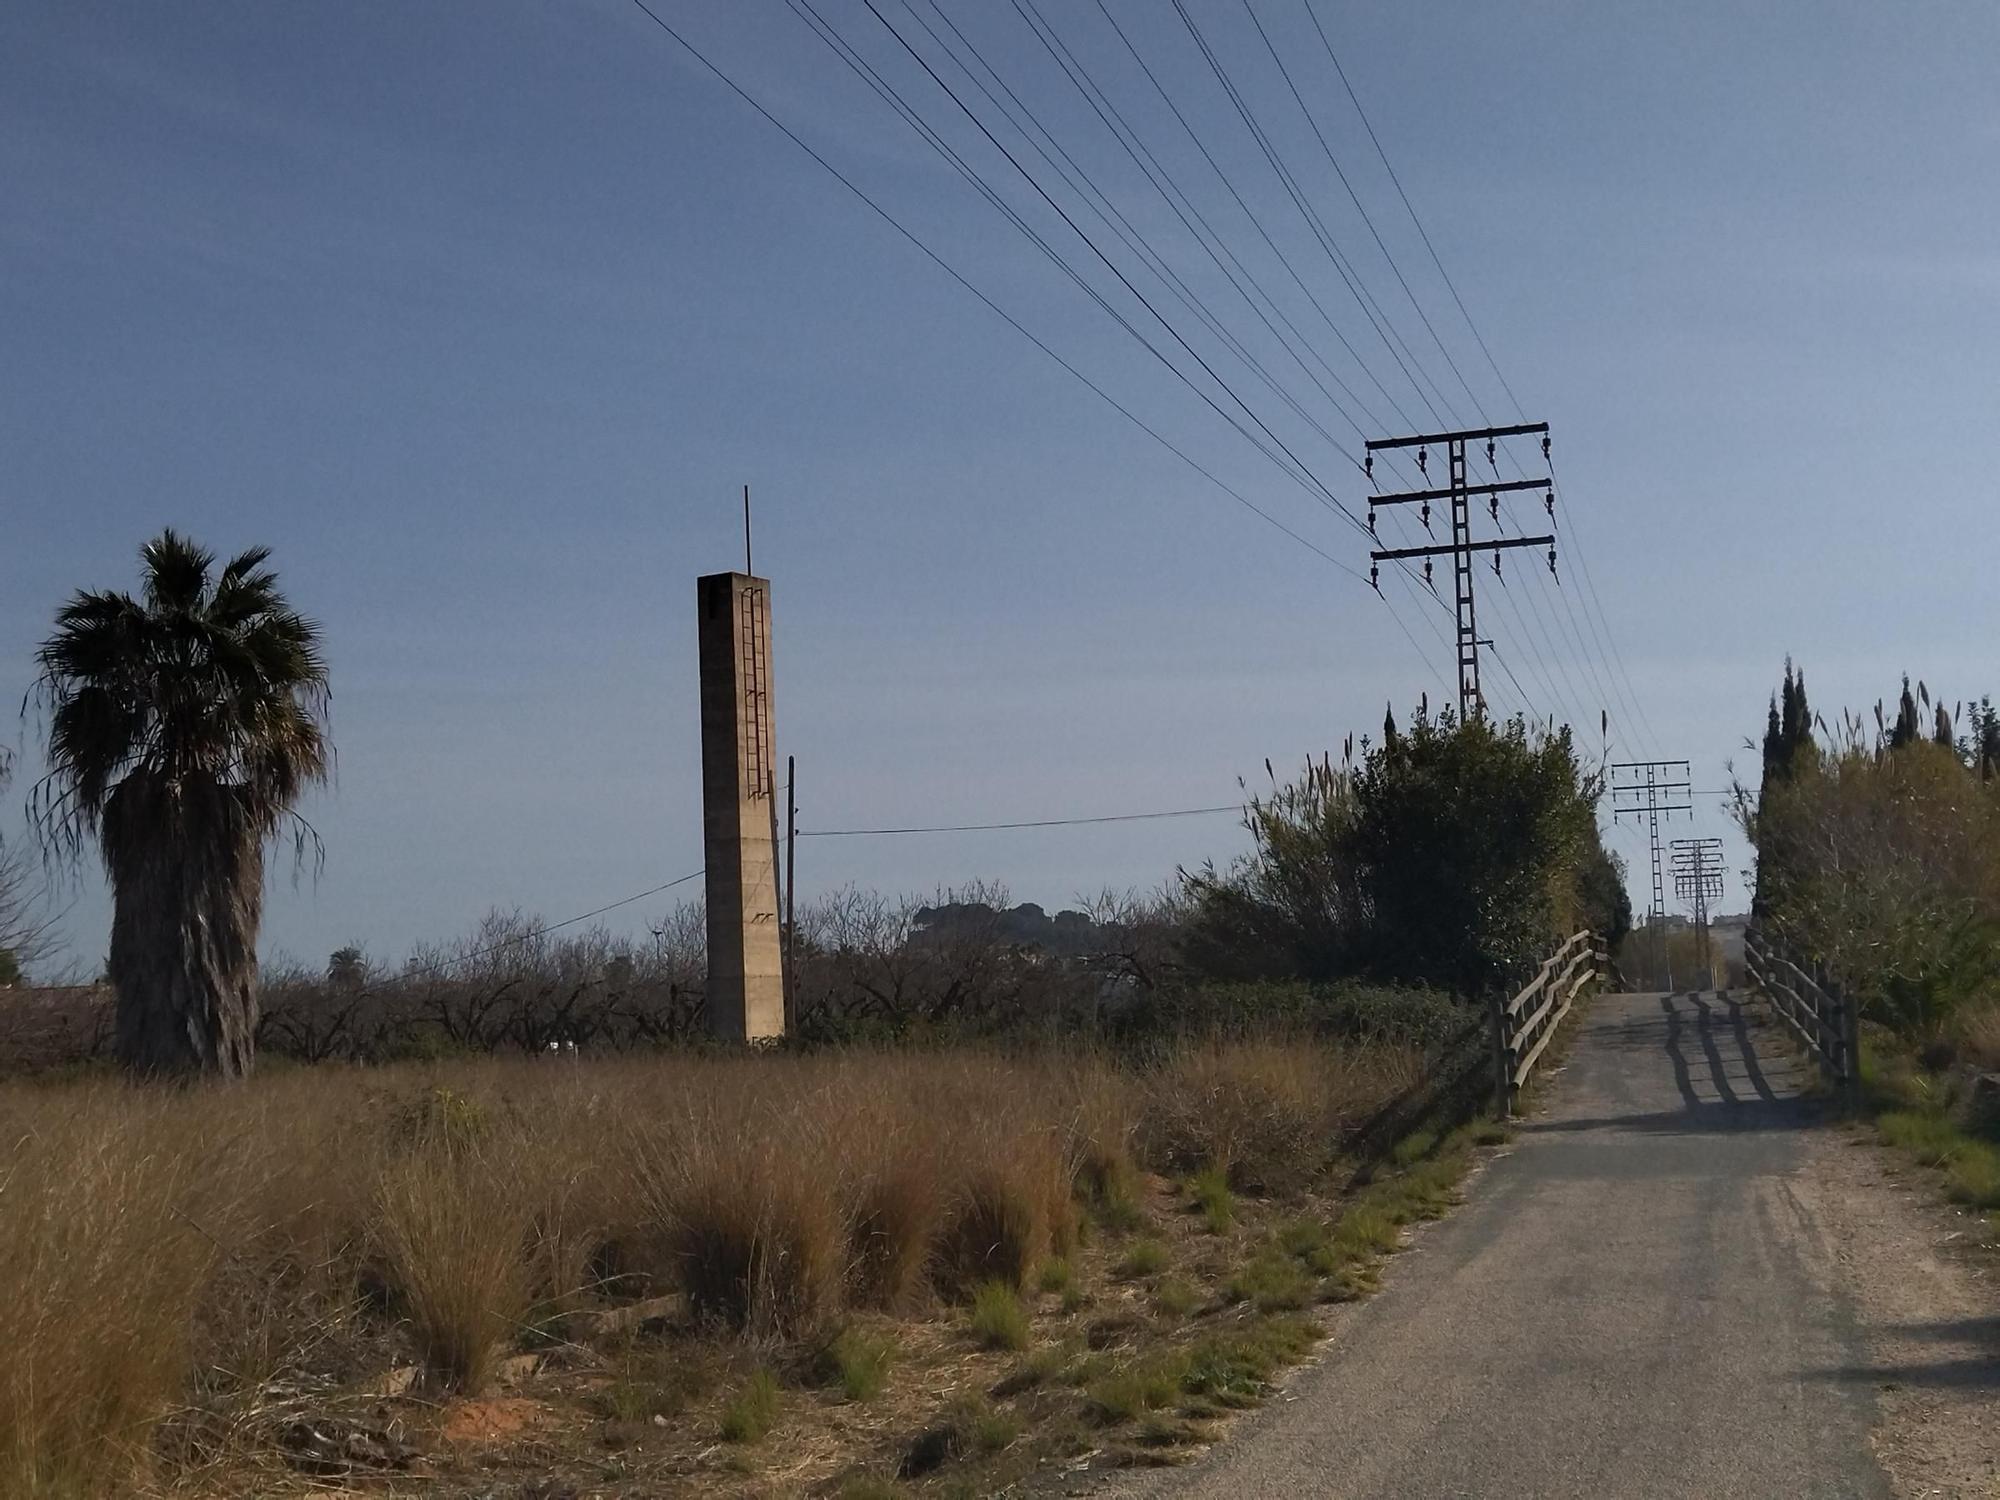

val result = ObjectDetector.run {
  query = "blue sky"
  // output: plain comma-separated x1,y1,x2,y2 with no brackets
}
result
5,2,1997,974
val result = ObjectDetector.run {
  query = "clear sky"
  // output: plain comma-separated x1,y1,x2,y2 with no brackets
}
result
6,2,1997,975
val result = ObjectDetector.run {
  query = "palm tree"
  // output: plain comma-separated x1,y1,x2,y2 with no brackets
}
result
32,531,330,1078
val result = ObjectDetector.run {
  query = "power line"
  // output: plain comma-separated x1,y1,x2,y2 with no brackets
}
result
850,0,1383,546
947,0,1457,655
1153,2,1588,718
643,4,1600,713
1282,4,1663,755
1239,0,1480,422
801,803,1242,838
386,868,706,984
1086,0,1421,435
1299,0,1523,417
905,0,1373,481
759,0,1455,681
1169,0,1452,428
625,1,1378,595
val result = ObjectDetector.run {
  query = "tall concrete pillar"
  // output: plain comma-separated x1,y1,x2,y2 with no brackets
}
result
696,572,784,1041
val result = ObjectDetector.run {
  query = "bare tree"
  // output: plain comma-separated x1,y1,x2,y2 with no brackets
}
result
0,751,59,982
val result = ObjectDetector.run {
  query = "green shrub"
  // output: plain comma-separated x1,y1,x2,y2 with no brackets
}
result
1086,1351,1191,1423
1089,1187,1147,1233
1228,1248,1314,1313
1276,1217,1330,1259
1181,1317,1317,1402
1116,1239,1169,1279
1035,1257,1074,1295
1880,1109,1965,1166
719,1369,781,1443
819,1327,895,1401
1390,1129,1439,1166
968,1281,1030,1351
1187,1166,1235,1234
1153,1275,1200,1317
1945,1141,2000,1210
1332,1204,1402,1256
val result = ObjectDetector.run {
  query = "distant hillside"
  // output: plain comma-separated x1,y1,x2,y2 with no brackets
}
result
911,901,1114,957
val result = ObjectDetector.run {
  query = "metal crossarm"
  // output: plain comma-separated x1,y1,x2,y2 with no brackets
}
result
1366,421,1550,451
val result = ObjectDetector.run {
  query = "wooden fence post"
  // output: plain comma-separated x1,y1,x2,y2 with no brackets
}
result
1837,974,1863,1112
1488,988,1512,1120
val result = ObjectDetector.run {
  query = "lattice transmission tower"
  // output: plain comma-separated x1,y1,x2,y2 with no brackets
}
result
1362,422,1557,721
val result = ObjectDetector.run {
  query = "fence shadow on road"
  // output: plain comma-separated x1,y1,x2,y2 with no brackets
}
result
1803,1345,2000,1392
1517,991,1824,1139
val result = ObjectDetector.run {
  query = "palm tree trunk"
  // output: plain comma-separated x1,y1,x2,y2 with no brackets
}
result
106,785,262,1079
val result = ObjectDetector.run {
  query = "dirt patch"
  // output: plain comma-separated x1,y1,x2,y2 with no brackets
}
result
1792,1126,2000,1498
438,1396,556,1446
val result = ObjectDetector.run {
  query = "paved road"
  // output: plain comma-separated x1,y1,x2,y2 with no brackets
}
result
1104,991,1893,1500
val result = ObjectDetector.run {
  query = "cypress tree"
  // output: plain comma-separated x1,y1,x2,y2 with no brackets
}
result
1764,658,1817,784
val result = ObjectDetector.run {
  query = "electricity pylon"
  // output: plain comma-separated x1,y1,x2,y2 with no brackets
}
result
1671,837,1727,981
1363,422,1557,721
1611,761,1692,991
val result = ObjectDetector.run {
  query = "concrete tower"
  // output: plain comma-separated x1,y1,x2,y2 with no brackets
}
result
696,571,784,1041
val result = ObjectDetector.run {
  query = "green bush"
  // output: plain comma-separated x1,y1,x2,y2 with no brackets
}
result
819,1327,895,1401
1228,1248,1313,1312
968,1281,1030,1351
1946,1144,2000,1210
1183,712,1620,993
1187,1166,1235,1234
719,1369,781,1443
1116,1239,1169,1279
1035,1257,1073,1295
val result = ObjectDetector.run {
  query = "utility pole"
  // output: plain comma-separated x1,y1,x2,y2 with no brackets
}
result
1671,837,1726,985
1610,761,1692,992
784,753,797,1032
1363,421,1558,721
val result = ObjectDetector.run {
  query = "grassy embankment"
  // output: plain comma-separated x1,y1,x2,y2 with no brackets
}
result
1857,1002,2000,1230
0,1022,1510,1498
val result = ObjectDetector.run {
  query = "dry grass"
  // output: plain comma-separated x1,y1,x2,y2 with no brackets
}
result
0,1094,216,1497
1139,1034,1420,1193
0,1032,1429,1495
1955,998,2000,1073
374,1140,535,1391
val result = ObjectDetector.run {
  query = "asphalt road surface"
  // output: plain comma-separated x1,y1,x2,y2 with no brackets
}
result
1101,990,1894,1500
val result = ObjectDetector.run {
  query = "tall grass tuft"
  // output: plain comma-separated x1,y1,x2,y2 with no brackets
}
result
639,1121,846,1339
374,1135,534,1392
0,1098,215,1496
1141,1034,1419,1195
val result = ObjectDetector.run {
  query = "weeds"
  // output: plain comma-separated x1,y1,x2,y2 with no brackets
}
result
1390,1128,1438,1166
1117,1239,1170,1280
1879,1108,1965,1167
1153,1275,1201,1318
1187,1166,1235,1234
819,1327,897,1401
1228,1248,1315,1313
969,1282,1031,1351
719,1369,781,1443
1946,1145,2000,1210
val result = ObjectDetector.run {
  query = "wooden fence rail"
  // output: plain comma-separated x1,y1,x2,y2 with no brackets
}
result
1743,925,1860,1105
1491,929,1608,1116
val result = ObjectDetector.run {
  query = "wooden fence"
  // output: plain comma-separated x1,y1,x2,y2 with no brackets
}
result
1743,925,1860,1105
1492,929,1608,1115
